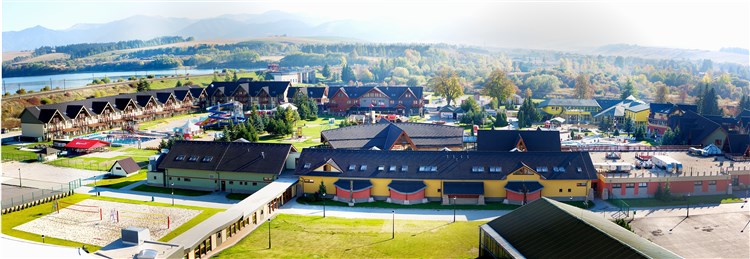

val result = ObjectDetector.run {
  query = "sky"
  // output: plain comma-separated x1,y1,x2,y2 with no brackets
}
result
2,0,749,51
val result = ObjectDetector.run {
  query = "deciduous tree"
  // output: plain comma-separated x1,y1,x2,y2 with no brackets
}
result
427,68,463,106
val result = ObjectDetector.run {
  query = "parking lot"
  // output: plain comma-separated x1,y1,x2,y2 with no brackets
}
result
631,211,750,258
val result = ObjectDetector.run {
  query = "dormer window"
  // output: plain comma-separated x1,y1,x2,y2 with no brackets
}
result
360,165,367,171
303,163,311,169
349,165,356,171
401,165,408,172
175,155,185,161
471,166,485,173
489,166,502,173
202,156,213,162
389,165,397,172
188,155,199,162
378,165,385,171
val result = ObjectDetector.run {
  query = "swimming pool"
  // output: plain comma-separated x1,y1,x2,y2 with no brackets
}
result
80,133,156,145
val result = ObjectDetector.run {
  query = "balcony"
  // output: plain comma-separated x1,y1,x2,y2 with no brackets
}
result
648,118,668,126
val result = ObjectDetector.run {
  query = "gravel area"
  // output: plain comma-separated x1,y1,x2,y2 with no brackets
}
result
14,199,201,247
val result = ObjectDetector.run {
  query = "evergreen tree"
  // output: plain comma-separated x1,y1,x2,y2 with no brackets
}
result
494,112,508,127
232,70,239,82
175,80,183,87
341,65,356,83
620,78,637,99
701,87,720,115
322,64,331,79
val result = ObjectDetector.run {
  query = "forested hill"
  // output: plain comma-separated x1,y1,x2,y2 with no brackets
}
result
579,44,748,65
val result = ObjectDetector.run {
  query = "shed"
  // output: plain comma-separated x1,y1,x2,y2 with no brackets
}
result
109,157,141,177
36,147,60,162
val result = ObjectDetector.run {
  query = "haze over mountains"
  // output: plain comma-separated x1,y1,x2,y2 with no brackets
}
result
3,11,748,65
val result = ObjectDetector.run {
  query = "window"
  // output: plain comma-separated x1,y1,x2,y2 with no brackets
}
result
559,188,563,193
188,155,199,162
253,182,257,186
638,182,647,187
708,180,716,185
175,155,185,161
169,177,172,180
360,165,367,171
348,165,356,171
577,182,587,187
184,178,191,182
472,166,485,173
613,183,622,188
536,166,548,172
229,181,234,184
401,165,408,172
577,167,583,173
419,166,435,172
626,183,635,188
115,167,122,170
303,163,311,169
567,188,572,192
153,176,156,180
489,166,502,173
430,166,437,172
389,165,397,172
390,100,394,104
202,156,213,162
694,181,703,186
378,165,385,171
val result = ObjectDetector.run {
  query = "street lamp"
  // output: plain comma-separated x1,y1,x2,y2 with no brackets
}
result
323,194,326,218
453,196,457,223
18,168,21,187
171,183,175,206
391,210,395,239
267,218,272,249
686,193,691,218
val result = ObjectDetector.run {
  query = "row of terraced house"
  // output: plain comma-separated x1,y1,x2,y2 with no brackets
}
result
20,86,208,141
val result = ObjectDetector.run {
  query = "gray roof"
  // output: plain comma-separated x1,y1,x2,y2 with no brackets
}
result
538,99,600,108
157,140,293,175
295,149,597,181
321,122,464,150
485,198,681,258
477,129,561,152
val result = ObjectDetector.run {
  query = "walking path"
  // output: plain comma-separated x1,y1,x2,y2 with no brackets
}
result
75,185,236,209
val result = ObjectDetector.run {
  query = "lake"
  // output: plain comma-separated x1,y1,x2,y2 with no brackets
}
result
1,68,263,94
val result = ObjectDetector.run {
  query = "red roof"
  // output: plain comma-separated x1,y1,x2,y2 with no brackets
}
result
65,139,110,149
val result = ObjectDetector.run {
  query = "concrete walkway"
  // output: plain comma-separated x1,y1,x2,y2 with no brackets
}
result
75,185,236,209
279,199,509,221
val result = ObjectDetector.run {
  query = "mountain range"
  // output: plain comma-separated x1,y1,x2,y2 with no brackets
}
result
3,11,748,65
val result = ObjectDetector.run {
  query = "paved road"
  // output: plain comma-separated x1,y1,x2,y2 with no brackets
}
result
75,183,236,209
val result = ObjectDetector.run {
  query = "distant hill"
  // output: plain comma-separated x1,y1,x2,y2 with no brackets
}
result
578,44,749,65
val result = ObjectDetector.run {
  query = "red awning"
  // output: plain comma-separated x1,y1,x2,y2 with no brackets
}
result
64,139,110,149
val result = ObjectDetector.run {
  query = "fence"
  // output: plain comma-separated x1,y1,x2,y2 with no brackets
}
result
1,178,82,214
563,145,700,152
608,192,631,219
1,153,37,162
46,158,111,171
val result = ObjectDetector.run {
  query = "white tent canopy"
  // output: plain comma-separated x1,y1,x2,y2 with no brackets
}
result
176,119,201,135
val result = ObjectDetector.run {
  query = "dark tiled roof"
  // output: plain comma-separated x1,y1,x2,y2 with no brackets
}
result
504,181,544,193
327,86,423,100
443,182,483,195
295,149,597,181
387,180,427,194
704,115,739,126
157,140,293,175
322,122,464,150
477,129,561,152
669,110,725,145
111,157,141,174
333,179,373,192
287,86,328,99
727,134,750,154
595,99,622,111
485,198,680,258
206,81,290,98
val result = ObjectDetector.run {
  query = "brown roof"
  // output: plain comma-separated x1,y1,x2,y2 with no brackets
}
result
111,157,141,174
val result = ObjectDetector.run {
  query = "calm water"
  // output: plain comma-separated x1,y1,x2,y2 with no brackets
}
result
1,68,262,94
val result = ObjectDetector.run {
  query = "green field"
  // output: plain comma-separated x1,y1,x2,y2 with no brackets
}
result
1,144,38,161
46,147,156,171
214,214,484,258
257,116,343,149
149,71,260,90
1,194,223,251
87,169,147,189
617,194,745,207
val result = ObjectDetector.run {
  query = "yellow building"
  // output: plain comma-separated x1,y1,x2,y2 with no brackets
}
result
594,96,650,126
538,99,602,123
296,149,596,205
148,141,297,193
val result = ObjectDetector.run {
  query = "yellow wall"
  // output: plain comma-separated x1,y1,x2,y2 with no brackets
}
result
484,180,505,198
626,109,650,124
424,180,442,198
541,106,562,115
300,176,339,194
370,178,392,196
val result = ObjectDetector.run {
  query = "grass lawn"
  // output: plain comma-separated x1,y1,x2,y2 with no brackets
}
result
226,193,252,200
214,214,484,258
257,116,343,150
46,147,156,171
131,184,212,196
1,194,223,251
86,169,147,189
617,194,745,207
1,142,47,161
138,112,206,130
298,199,520,211
148,72,259,90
